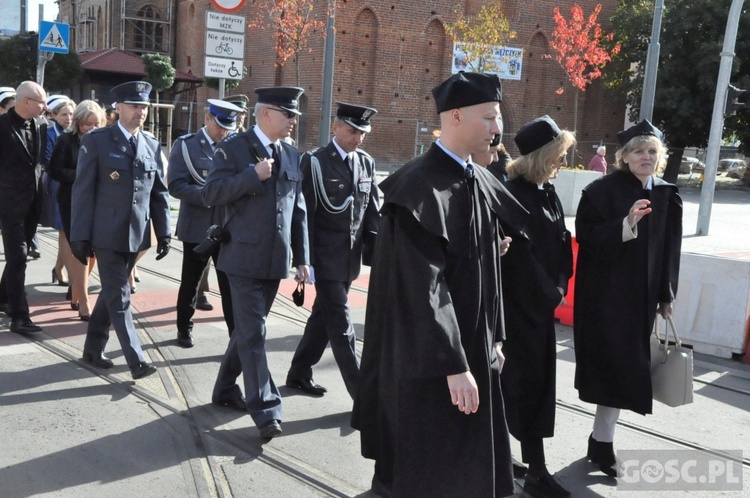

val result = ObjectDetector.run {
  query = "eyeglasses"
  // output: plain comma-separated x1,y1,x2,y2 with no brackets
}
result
27,96,46,106
267,107,297,119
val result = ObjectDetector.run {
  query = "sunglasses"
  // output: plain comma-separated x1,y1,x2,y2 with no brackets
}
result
268,107,297,119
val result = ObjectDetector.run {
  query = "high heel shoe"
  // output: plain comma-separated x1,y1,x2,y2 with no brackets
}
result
78,313,90,321
52,268,69,286
71,303,80,311
587,434,618,477
66,286,72,301
133,274,141,283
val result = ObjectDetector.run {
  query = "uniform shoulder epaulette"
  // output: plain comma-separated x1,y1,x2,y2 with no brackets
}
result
222,132,242,143
177,132,196,141
89,127,108,136
305,147,324,157
141,130,158,142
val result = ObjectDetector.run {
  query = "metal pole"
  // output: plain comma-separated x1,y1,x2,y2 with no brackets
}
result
318,0,336,147
35,5,54,87
639,0,664,122
219,78,225,99
697,0,745,235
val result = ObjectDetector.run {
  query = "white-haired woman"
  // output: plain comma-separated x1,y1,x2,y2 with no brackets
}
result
588,145,607,174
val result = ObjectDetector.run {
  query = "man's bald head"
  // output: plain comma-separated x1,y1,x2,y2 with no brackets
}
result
14,81,47,120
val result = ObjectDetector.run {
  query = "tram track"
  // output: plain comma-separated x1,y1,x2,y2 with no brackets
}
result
32,228,750,495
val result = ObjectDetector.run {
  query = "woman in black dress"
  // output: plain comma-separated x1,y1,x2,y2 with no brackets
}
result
500,116,574,497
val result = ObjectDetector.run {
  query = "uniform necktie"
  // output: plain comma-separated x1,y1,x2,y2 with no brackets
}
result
129,136,137,153
271,143,281,174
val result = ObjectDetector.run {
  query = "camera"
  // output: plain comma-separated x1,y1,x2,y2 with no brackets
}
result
193,224,230,257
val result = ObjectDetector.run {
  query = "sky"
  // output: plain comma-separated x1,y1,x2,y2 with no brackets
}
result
28,0,59,31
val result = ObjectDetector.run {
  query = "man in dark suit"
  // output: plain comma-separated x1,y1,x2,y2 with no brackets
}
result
168,99,243,347
70,81,171,380
203,86,309,439
0,81,47,333
286,102,380,398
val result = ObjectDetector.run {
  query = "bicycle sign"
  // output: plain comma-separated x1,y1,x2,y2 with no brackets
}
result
205,30,244,61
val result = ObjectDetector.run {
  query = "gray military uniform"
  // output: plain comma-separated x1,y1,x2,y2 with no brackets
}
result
203,125,308,427
71,123,170,367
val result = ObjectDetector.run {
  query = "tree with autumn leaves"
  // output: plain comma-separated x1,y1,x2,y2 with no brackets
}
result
250,0,329,87
445,2,516,74
549,3,620,162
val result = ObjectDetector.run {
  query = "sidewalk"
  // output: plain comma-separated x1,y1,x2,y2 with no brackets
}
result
0,187,748,497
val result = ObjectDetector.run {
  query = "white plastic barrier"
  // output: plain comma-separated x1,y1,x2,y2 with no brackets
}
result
550,169,603,215
674,253,750,358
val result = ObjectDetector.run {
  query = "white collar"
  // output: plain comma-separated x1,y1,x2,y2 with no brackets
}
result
435,139,470,171
117,121,137,141
253,124,276,151
332,137,350,163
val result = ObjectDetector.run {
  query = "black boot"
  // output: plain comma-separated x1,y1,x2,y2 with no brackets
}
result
587,434,617,477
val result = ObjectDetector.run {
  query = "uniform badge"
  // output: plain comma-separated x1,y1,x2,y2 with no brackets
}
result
202,170,208,178
362,109,373,119
110,171,120,181
136,82,146,92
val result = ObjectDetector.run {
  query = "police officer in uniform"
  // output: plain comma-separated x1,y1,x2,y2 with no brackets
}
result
203,86,310,439
70,80,171,380
286,102,380,398
168,99,242,347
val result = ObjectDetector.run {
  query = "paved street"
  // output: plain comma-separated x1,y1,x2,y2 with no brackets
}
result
0,186,749,497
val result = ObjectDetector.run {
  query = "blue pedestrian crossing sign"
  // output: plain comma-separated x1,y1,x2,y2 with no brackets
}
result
39,21,70,54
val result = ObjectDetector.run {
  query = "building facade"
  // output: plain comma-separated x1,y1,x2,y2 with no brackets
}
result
57,0,625,167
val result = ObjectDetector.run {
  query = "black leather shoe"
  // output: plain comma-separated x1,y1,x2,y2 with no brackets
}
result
0,303,10,315
130,362,157,380
82,351,114,369
10,318,42,334
286,377,327,396
524,471,571,497
196,295,214,311
512,459,528,478
259,419,282,439
28,248,41,259
177,330,194,348
212,395,246,412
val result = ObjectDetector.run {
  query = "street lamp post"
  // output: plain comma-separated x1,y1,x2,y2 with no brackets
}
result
639,0,664,122
696,0,745,235
318,0,336,147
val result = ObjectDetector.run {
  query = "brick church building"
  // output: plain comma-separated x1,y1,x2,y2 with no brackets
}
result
57,0,625,168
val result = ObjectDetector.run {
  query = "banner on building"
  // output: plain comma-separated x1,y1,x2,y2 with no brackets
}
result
452,42,523,81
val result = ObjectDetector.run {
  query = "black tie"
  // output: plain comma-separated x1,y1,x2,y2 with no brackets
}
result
271,143,281,173
465,163,475,179
129,136,137,153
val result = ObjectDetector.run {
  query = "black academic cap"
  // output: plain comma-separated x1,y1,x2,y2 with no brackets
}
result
514,115,562,156
617,119,662,146
335,102,378,132
255,86,304,115
207,99,243,130
431,71,503,114
110,81,152,104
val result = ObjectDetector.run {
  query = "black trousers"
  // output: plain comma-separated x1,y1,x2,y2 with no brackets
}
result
0,210,39,319
288,279,359,397
176,241,234,335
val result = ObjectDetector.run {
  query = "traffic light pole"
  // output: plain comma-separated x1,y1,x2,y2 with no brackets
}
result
697,0,745,236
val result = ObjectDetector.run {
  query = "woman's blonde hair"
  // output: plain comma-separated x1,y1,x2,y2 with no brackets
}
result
68,100,106,134
614,135,668,174
507,130,576,184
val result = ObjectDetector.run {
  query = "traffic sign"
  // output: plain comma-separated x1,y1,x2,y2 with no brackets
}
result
206,30,245,61
210,0,247,14
206,11,245,33
204,56,243,80
39,21,69,54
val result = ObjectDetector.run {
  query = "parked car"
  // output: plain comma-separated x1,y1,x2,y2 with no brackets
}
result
679,157,705,174
724,159,748,179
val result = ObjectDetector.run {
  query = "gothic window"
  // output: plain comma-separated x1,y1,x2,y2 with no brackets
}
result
135,6,164,52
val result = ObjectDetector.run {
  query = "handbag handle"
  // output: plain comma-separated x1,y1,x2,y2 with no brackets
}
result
653,314,682,364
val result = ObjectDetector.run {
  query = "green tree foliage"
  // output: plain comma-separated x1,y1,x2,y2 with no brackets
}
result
606,0,750,151
0,33,83,89
141,53,175,103
445,1,516,73
45,52,83,88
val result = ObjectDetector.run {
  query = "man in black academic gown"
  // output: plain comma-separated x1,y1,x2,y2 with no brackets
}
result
352,72,519,498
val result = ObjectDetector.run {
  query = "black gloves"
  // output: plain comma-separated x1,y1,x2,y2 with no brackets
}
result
70,240,94,266
155,236,171,261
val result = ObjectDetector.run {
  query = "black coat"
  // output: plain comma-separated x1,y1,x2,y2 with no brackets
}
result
301,141,380,282
573,170,682,415
352,144,524,498
0,107,47,221
500,178,573,440
47,131,81,237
